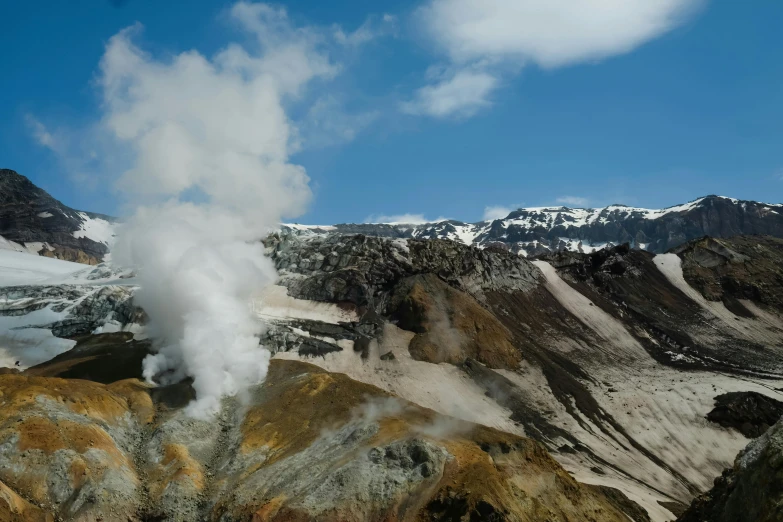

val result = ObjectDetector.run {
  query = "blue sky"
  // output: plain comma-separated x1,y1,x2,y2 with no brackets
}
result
2,0,782,224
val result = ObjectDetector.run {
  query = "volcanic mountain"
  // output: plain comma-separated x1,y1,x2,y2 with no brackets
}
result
1,172,782,521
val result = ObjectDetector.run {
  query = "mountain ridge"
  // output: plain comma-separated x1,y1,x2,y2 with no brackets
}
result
286,196,783,257
4,168,783,263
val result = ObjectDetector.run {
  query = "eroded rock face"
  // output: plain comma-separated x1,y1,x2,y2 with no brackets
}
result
0,358,635,522
266,232,540,308
0,374,152,521
678,420,783,522
387,274,520,369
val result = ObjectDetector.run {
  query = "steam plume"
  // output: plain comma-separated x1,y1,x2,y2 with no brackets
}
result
104,5,329,417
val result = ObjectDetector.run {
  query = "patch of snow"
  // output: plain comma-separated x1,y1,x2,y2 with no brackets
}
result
282,223,337,232
73,212,115,246
252,285,358,324
451,223,482,245
0,236,47,255
37,211,53,218
0,306,76,368
654,254,783,347
533,260,650,363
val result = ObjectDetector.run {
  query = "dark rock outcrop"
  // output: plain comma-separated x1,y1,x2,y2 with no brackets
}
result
707,392,783,438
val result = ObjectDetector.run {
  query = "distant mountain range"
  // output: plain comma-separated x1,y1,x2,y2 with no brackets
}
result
4,168,783,263
286,196,783,256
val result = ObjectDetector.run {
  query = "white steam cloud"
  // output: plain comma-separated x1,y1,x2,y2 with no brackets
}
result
104,4,330,418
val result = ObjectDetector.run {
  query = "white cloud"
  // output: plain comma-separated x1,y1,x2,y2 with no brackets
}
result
409,0,703,118
482,205,515,221
365,213,449,224
401,69,498,118
420,0,703,68
556,196,590,207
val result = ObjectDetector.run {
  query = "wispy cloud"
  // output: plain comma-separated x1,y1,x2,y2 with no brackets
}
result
364,213,449,224
406,0,704,118
556,196,589,207
300,95,379,148
482,204,517,220
25,115,56,149
334,13,397,46
401,68,498,118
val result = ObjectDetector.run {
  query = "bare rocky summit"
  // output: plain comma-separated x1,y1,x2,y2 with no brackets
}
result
0,169,113,264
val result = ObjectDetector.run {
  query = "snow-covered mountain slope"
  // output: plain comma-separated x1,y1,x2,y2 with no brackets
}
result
5,169,783,264
0,169,115,264
285,195,783,257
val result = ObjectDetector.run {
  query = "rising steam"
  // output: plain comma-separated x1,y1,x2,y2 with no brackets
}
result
103,4,330,417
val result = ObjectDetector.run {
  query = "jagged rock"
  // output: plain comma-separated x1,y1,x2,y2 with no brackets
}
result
0,284,142,338
266,232,540,309
388,273,520,369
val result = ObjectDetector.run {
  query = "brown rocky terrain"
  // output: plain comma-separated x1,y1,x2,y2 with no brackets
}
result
0,341,639,522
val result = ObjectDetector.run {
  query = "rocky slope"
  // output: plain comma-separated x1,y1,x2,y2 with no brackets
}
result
0,169,114,264
3,220,783,519
677,419,783,522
